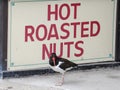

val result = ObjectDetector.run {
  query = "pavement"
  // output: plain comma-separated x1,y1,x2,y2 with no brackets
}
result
0,67,120,90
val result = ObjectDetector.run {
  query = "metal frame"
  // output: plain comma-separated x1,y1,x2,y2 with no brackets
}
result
0,0,120,78
115,0,120,61
0,0,8,71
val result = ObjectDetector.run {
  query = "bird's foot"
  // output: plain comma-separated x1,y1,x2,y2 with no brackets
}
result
55,82,63,86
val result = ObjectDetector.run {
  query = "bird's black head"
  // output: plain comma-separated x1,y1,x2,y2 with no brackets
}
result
49,53,57,66
50,53,57,61
50,53,57,58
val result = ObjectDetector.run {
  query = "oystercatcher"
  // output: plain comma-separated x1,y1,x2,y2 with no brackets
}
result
49,53,78,86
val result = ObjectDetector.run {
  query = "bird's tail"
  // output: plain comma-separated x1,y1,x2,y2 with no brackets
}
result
72,63,78,69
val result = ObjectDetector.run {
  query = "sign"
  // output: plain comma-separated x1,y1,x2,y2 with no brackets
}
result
8,0,117,71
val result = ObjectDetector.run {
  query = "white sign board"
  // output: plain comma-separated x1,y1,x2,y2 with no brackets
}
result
8,0,117,71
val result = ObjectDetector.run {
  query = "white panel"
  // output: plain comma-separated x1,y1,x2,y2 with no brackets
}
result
8,0,117,71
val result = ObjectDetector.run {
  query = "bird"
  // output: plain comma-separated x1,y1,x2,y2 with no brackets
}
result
49,53,78,86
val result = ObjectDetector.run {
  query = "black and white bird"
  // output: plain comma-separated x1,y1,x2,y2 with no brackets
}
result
49,53,78,86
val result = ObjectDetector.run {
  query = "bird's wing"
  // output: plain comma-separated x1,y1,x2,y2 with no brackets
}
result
59,58,77,70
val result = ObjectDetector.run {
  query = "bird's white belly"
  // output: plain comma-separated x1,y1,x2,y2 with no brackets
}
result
49,62,65,74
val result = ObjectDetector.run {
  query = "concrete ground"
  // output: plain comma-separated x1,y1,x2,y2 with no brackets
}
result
0,67,120,90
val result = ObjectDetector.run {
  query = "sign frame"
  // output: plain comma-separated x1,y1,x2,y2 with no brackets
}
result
7,0,118,71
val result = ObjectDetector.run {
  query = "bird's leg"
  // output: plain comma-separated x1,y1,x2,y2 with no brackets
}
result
56,73,65,86
61,73,65,85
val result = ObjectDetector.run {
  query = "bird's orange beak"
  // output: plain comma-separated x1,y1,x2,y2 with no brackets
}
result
52,57,56,66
